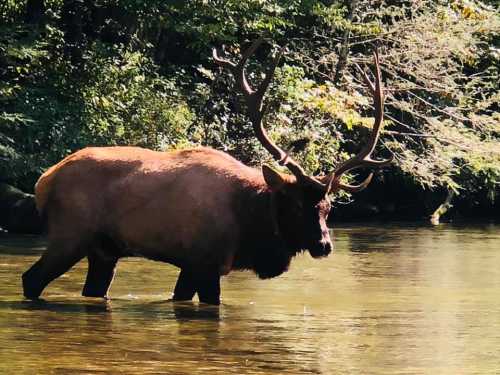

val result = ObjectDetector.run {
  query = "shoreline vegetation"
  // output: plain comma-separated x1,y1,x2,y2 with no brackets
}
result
0,180,497,235
1,1,499,233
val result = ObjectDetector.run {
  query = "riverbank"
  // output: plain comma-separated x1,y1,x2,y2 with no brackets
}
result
1,2,499,228
1,181,497,235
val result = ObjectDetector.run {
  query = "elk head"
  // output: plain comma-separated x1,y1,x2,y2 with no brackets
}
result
213,39,393,258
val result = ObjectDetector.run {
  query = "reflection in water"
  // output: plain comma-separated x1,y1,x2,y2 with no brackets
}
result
1,223,500,374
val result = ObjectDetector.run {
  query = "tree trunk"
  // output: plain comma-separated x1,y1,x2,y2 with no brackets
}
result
430,189,455,225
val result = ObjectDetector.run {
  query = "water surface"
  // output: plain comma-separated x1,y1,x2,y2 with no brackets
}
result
1,223,499,374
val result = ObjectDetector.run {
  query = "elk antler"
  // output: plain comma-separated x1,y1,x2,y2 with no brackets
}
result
213,39,325,189
324,50,394,194
214,40,392,194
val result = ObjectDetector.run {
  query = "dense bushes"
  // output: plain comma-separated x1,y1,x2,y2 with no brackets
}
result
0,23,193,190
0,0,498,218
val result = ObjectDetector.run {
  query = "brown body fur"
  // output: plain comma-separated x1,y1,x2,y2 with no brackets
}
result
36,146,271,268
24,146,310,303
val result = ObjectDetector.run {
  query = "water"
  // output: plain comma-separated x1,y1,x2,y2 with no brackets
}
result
1,223,499,374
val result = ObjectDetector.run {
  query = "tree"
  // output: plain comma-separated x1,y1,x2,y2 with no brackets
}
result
61,0,85,65
25,0,45,24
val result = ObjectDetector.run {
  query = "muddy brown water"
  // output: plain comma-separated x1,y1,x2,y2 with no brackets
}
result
0,223,499,374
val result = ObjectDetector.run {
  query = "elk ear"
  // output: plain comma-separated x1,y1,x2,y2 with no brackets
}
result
262,165,286,191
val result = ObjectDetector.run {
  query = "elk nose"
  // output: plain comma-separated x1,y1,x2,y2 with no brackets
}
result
321,227,333,253
321,239,333,255
310,238,332,258
319,238,333,256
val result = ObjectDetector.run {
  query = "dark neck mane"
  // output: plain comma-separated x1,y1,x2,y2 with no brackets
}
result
232,185,297,279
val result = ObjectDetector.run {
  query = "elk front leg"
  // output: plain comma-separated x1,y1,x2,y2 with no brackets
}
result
172,268,197,301
172,268,221,305
220,252,234,276
82,252,118,298
196,270,221,305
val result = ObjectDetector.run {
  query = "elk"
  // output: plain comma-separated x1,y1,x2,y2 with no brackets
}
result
22,39,392,305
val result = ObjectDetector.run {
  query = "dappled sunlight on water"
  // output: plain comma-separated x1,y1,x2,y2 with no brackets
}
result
1,223,500,374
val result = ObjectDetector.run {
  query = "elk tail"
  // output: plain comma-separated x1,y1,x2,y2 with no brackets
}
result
35,152,79,215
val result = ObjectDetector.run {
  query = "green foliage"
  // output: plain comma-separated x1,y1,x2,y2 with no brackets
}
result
0,23,192,190
81,47,193,149
0,0,498,215
0,1,25,23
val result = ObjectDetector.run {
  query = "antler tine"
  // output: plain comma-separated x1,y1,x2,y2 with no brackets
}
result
213,48,236,70
325,49,393,193
255,45,286,107
328,173,374,194
215,39,327,190
213,38,266,98
357,51,387,162
235,38,266,97
354,64,375,94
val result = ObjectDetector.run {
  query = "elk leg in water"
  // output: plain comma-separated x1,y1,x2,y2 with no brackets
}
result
82,251,118,298
22,240,85,299
172,268,221,305
196,270,221,305
172,268,197,301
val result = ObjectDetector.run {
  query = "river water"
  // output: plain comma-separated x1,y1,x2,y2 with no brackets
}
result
0,223,499,374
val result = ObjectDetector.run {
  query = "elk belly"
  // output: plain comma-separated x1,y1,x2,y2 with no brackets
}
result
112,180,238,271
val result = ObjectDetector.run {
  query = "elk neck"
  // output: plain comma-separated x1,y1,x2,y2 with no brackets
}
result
232,184,295,279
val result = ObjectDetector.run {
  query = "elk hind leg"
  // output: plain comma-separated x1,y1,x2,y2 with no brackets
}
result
82,251,118,298
22,241,85,300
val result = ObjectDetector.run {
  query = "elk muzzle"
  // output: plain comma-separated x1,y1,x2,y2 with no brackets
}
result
308,227,333,258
